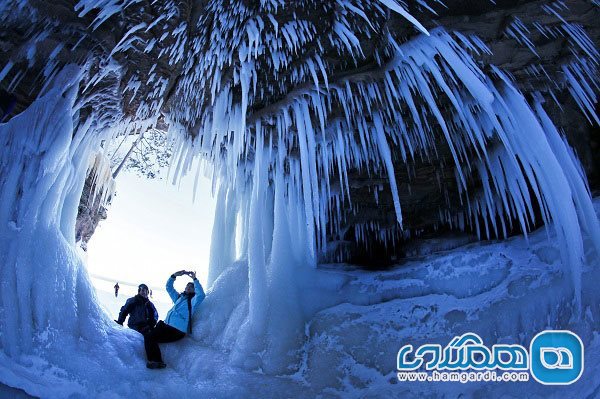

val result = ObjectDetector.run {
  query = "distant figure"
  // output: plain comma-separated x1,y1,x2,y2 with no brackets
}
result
149,289,153,298
144,270,205,369
115,284,158,334
114,282,120,297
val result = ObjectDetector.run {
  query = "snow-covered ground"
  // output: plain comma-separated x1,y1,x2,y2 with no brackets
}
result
300,219,600,397
1,199,598,398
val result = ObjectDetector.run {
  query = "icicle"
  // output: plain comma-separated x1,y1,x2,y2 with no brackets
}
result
377,0,429,35
293,102,317,267
246,125,268,336
373,113,403,228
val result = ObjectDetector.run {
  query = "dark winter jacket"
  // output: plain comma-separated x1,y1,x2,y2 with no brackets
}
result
117,295,158,332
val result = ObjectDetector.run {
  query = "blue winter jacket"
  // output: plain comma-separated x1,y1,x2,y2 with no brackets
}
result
164,277,205,333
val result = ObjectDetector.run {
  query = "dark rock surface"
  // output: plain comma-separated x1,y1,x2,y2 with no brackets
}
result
75,170,111,251
0,382,36,398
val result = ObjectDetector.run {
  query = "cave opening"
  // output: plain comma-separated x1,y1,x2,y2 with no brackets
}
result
84,168,217,320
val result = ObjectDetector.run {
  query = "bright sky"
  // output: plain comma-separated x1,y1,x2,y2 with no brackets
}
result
85,168,216,318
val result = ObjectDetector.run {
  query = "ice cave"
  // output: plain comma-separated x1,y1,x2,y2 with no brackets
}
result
1,0,600,397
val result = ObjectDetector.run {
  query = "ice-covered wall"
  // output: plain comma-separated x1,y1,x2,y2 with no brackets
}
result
194,27,600,372
0,66,111,357
0,0,599,379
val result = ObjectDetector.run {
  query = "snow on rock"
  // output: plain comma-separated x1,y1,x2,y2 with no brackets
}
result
295,197,600,397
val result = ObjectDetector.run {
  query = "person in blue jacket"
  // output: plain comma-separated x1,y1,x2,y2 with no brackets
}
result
144,270,206,369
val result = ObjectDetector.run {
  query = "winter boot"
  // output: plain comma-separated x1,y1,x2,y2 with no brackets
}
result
146,361,167,369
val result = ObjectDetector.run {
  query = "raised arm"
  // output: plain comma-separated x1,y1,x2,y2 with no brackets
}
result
166,270,189,302
166,275,179,303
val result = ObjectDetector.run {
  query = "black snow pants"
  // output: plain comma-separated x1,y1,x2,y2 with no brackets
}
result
144,321,185,362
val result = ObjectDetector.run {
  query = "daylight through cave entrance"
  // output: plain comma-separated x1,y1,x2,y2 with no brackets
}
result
85,169,216,320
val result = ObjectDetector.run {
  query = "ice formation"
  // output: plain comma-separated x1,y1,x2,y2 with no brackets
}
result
0,0,599,386
0,66,109,356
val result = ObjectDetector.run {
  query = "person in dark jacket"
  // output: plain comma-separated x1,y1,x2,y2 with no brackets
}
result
144,270,205,369
115,283,158,334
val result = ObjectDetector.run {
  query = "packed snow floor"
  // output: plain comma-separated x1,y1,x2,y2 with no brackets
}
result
1,199,599,398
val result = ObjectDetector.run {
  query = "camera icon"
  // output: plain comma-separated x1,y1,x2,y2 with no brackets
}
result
530,330,584,385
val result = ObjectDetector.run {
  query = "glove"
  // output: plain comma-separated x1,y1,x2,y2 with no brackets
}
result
114,320,123,326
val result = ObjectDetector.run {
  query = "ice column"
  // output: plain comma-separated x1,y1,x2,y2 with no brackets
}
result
0,66,107,357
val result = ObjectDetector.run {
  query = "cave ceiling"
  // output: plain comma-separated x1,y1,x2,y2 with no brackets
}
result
1,0,598,261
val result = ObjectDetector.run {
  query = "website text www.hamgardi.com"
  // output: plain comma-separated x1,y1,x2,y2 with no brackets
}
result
396,331,584,385
397,370,530,383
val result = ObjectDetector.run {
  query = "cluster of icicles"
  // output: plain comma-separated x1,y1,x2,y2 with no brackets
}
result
67,0,600,303
169,2,600,367
171,9,600,321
